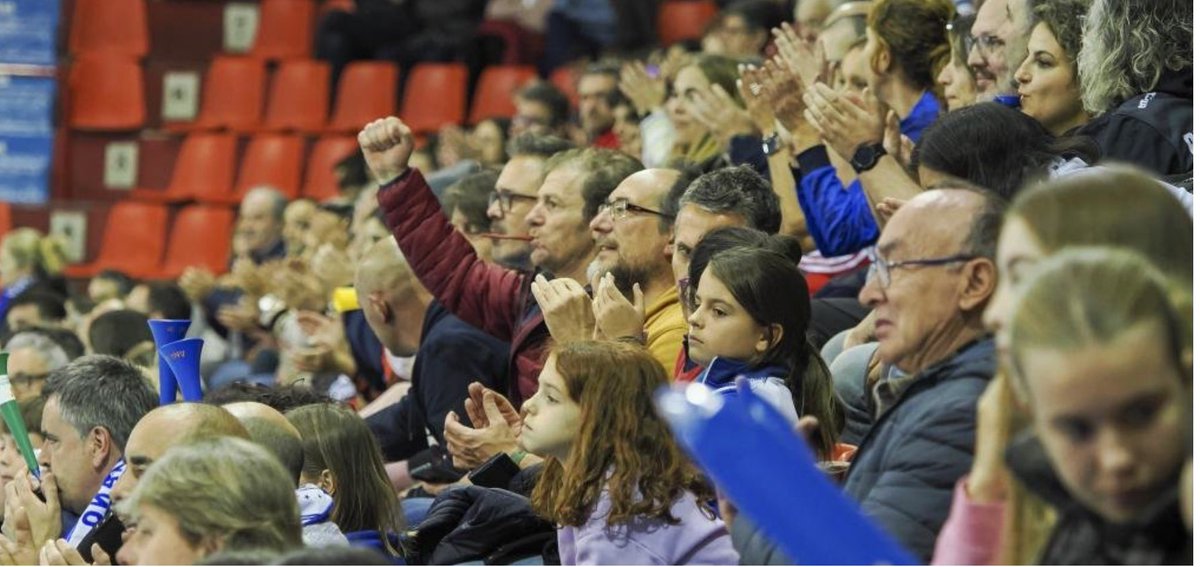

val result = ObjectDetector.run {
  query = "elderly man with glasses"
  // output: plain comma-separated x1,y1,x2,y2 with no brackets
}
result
837,188,1003,561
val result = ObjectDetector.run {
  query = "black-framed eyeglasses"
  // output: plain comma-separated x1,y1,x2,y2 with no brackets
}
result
488,189,538,214
968,34,1005,55
867,247,977,289
10,372,48,387
598,198,670,221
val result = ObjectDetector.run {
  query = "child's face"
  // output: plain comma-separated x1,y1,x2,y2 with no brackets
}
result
518,355,582,462
686,267,770,366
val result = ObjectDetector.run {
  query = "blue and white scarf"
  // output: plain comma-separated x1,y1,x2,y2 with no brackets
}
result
65,459,125,547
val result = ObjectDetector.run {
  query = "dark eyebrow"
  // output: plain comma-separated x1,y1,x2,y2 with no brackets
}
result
128,455,152,467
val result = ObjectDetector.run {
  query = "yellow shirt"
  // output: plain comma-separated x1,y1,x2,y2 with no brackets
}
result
644,288,687,377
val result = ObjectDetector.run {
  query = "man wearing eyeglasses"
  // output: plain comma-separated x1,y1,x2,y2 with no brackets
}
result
968,0,1032,101
584,168,696,374
485,134,574,270
840,188,1002,561
5,331,69,402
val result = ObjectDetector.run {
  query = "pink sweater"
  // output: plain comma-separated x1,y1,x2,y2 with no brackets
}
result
932,477,1007,565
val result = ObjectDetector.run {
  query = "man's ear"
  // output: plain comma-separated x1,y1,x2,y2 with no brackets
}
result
89,427,114,470
958,258,998,313
369,292,393,324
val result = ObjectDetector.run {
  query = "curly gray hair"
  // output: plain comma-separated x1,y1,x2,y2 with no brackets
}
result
1077,0,1192,115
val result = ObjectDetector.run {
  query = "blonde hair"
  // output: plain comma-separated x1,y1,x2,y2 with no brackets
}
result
1008,247,1191,395
1009,167,1193,285
1,228,68,276
118,437,303,555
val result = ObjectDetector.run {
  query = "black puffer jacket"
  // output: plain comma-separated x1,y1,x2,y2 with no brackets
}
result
1076,66,1194,179
413,485,556,565
1006,433,1192,565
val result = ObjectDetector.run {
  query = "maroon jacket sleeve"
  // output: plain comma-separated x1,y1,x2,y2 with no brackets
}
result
377,168,529,341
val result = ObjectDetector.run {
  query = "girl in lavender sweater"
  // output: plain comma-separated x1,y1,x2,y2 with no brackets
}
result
519,341,738,565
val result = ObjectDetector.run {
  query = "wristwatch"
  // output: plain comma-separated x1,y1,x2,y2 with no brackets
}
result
850,142,887,173
762,133,782,156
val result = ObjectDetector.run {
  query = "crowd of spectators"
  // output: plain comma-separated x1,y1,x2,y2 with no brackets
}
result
0,0,1192,564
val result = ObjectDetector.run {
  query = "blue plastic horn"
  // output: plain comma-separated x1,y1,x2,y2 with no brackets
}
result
148,319,191,405
159,338,205,402
655,379,917,565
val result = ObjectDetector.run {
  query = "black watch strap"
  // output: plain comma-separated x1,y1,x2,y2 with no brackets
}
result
851,142,887,174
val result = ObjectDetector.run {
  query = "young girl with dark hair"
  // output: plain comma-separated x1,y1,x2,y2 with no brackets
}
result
285,404,405,560
685,229,844,458
523,341,738,565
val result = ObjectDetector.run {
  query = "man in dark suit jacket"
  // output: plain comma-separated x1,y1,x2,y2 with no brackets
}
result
355,239,509,489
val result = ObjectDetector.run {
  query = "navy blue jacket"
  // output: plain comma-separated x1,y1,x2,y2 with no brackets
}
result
843,338,994,562
367,301,509,462
793,91,941,257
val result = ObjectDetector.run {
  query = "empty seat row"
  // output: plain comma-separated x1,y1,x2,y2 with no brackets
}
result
69,0,318,61
63,202,234,280
129,133,360,205
68,57,534,135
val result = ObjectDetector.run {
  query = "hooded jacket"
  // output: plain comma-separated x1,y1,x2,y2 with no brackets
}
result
1006,433,1192,565
1076,66,1194,179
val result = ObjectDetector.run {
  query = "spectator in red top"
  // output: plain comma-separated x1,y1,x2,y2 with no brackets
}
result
576,62,621,149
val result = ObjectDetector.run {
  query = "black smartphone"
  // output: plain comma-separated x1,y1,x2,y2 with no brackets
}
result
467,453,520,489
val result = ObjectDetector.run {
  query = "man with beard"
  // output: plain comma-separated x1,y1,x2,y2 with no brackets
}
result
580,168,698,373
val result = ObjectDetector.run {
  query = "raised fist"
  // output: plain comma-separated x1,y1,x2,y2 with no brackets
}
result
357,117,416,185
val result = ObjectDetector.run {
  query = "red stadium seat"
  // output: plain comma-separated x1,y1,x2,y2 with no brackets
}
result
68,56,146,131
249,0,317,60
0,203,10,236
234,134,306,200
328,61,398,133
188,56,267,132
550,66,580,108
303,136,359,201
401,63,468,134
658,0,718,46
131,133,238,204
69,0,149,57
469,65,536,124
151,205,235,279
63,201,168,279
262,60,331,133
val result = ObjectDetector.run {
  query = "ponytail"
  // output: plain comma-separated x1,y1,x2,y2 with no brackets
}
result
786,340,844,460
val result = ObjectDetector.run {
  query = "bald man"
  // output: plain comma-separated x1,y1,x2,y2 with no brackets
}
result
111,403,249,503
222,401,304,484
356,240,509,489
222,401,348,548
87,404,248,563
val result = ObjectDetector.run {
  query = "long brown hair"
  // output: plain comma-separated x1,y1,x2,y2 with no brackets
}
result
285,404,403,554
706,246,844,457
529,341,713,528
867,0,956,90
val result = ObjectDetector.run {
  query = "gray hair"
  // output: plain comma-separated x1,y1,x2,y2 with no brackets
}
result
244,186,288,221
42,355,157,452
507,133,575,161
960,188,1007,262
678,165,782,234
1077,0,1192,115
118,437,302,554
5,332,69,372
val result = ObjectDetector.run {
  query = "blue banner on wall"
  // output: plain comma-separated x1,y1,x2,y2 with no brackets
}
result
0,0,60,205
0,0,62,67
